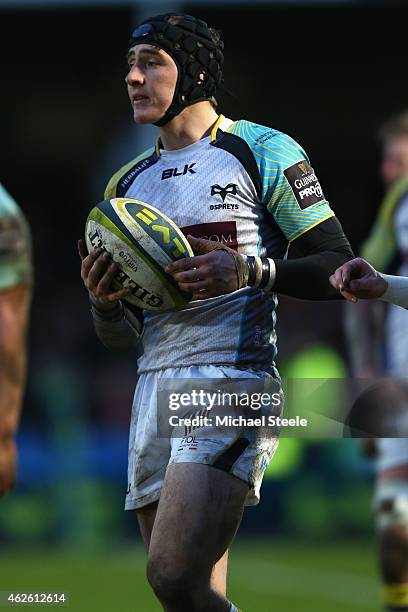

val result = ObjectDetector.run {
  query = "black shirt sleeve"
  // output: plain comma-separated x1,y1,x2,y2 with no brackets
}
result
273,216,355,300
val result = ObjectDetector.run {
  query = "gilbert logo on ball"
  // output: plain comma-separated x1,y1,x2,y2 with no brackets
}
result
85,198,194,312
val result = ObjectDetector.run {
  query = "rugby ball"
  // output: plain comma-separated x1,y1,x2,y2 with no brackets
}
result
85,198,194,312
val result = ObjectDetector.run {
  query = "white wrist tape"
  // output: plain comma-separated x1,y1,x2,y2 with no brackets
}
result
244,256,276,290
265,258,276,290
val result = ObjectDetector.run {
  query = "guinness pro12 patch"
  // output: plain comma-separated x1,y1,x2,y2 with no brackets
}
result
283,160,325,209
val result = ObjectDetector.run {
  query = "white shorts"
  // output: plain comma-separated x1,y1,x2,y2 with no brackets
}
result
125,365,281,510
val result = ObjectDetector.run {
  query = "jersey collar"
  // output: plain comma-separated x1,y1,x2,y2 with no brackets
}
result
154,115,234,157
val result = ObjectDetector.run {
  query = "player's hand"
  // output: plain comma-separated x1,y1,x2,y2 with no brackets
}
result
78,239,129,310
165,235,244,300
329,257,388,302
0,434,17,496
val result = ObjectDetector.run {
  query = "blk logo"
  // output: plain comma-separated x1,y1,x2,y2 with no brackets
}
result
210,183,238,202
161,163,196,180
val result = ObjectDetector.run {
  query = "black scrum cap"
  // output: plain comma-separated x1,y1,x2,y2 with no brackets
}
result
129,13,224,126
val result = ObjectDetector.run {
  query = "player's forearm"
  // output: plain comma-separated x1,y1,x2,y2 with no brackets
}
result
381,274,408,309
273,248,354,300
245,216,354,299
90,301,143,351
274,216,354,299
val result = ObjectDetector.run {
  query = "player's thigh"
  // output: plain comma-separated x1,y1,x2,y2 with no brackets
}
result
148,463,248,578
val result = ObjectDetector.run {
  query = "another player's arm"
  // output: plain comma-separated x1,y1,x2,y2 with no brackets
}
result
330,257,408,309
78,239,143,351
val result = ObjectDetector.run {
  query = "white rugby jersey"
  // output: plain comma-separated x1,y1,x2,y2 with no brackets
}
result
105,116,334,373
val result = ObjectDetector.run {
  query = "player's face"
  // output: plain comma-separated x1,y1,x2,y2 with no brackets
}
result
126,44,178,124
380,136,408,186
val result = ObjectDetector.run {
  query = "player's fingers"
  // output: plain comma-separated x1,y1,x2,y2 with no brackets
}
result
348,257,376,280
329,270,343,290
191,289,211,301
335,259,367,290
177,279,211,294
166,255,205,274
348,277,380,297
329,262,352,290
106,288,130,302
86,252,112,289
187,235,222,255
96,261,119,295
81,248,104,278
78,239,88,261
348,279,366,293
340,264,352,288
340,288,358,303
172,265,211,284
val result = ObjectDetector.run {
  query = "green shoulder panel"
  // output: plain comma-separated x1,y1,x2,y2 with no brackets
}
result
0,183,33,291
104,147,155,200
361,176,408,272
229,120,334,242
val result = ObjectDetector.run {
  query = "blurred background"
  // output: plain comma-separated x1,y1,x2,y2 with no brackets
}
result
1,0,408,610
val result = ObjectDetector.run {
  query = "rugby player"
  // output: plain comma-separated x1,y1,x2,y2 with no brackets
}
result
0,183,32,496
338,112,408,612
79,14,354,611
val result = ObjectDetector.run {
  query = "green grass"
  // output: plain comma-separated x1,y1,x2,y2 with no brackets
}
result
0,540,380,611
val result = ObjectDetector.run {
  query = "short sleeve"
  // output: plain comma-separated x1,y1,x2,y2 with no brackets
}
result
264,133,334,242
229,121,335,243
